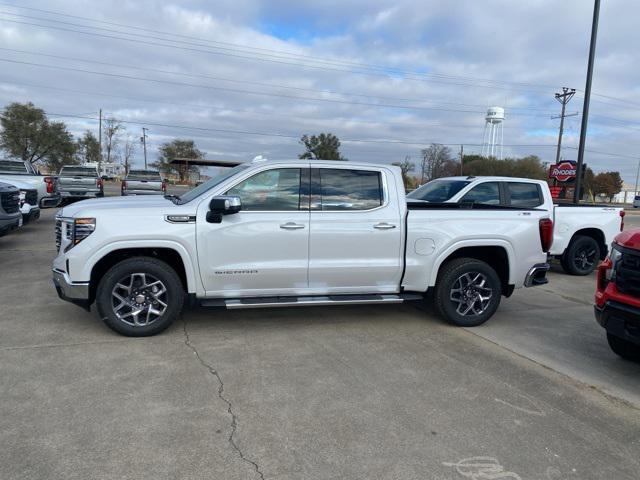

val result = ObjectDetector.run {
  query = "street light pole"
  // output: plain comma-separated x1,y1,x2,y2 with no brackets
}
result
574,0,601,203
634,159,640,196
141,128,148,170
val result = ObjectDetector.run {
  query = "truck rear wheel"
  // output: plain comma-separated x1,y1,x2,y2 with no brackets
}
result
607,333,640,362
561,235,600,276
434,258,502,327
96,257,184,337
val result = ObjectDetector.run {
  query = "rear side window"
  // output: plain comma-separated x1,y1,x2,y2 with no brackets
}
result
460,182,500,205
507,182,543,207
226,168,302,211
315,169,383,210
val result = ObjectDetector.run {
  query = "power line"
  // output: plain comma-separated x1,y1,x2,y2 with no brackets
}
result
0,5,561,91
0,15,560,94
0,57,553,116
0,47,555,113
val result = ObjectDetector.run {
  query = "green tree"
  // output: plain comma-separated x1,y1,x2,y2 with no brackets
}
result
0,102,76,169
299,133,345,160
461,154,547,180
152,139,202,182
76,131,101,164
593,171,624,202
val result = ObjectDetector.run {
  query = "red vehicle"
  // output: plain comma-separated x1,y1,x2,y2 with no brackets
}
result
595,228,640,361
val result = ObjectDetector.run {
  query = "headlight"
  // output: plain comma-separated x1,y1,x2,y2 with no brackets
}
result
64,218,96,251
606,245,623,281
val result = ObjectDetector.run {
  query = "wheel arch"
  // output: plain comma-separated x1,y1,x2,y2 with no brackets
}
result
430,245,513,297
566,228,607,259
88,247,191,304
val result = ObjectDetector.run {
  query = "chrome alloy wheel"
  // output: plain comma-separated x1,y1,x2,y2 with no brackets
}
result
111,273,168,326
449,272,493,316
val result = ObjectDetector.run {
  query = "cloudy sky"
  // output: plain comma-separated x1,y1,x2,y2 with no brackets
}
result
0,0,638,184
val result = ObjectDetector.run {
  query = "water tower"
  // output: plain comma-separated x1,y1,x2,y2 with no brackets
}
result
481,106,505,159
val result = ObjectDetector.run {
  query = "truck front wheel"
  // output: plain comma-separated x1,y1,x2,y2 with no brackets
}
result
434,258,502,327
96,257,185,337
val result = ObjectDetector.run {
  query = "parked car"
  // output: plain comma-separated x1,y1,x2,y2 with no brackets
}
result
0,181,23,237
57,165,103,201
633,196,640,208
52,159,552,336
0,159,60,208
408,176,624,275
0,177,40,223
595,228,640,361
121,169,166,195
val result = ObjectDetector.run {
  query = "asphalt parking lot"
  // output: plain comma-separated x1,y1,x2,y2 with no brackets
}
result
1,206,640,479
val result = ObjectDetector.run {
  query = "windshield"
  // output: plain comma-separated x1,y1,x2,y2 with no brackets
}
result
127,171,162,181
0,160,29,174
60,166,98,176
177,164,250,204
407,179,471,202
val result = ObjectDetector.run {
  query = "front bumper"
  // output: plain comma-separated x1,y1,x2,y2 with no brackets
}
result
524,263,550,287
0,214,21,236
52,269,91,310
21,205,40,222
595,300,640,346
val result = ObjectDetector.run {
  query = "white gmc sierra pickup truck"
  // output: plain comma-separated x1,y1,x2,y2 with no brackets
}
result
409,176,624,275
52,159,552,336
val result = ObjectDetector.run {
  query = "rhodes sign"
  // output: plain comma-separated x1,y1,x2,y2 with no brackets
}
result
549,161,577,183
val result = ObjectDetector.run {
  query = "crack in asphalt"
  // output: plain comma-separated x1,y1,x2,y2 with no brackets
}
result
182,319,266,480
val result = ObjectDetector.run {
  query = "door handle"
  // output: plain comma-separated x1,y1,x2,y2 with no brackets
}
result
280,222,305,230
374,222,396,230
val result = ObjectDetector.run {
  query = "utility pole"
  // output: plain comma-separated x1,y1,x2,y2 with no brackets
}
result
459,145,464,175
552,87,576,164
141,127,148,170
98,108,102,174
634,159,640,196
574,0,601,203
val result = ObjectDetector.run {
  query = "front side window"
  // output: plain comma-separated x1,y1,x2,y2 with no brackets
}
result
507,182,543,207
226,168,302,211
316,169,383,210
461,182,500,205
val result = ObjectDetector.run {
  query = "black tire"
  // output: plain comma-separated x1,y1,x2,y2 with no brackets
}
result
96,256,184,337
607,333,640,362
434,258,502,327
561,235,600,275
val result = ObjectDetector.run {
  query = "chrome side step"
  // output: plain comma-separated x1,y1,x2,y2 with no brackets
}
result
200,293,423,310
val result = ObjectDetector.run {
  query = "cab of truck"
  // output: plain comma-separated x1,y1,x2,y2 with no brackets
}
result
595,228,640,361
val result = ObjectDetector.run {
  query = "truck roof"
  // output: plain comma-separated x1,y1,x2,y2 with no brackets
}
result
434,175,547,183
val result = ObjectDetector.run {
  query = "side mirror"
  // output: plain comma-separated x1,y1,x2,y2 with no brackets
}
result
207,195,241,223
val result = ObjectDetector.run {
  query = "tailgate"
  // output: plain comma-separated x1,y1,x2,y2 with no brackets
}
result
127,180,162,191
59,176,96,189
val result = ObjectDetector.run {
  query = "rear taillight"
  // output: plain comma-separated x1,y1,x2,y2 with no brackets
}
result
539,218,553,253
121,180,127,192
97,178,103,189
161,180,167,192
44,176,54,193
620,210,625,231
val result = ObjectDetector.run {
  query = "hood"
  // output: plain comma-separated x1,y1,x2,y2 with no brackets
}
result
0,178,34,190
615,228,640,251
0,174,41,188
58,195,195,218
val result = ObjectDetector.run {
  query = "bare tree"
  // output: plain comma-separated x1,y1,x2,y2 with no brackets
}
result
102,116,123,165
392,156,416,189
122,135,136,176
420,144,453,183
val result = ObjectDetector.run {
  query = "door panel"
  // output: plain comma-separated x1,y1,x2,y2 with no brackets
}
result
308,168,403,292
196,167,310,296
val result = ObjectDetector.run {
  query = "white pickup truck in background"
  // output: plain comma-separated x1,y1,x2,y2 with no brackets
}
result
0,159,60,208
52,159,552,336
408,176,624,275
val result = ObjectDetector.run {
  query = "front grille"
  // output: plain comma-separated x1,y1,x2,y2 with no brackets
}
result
1,191,20,214
25,189,38,206
617,248,640,297
55,219,62,251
